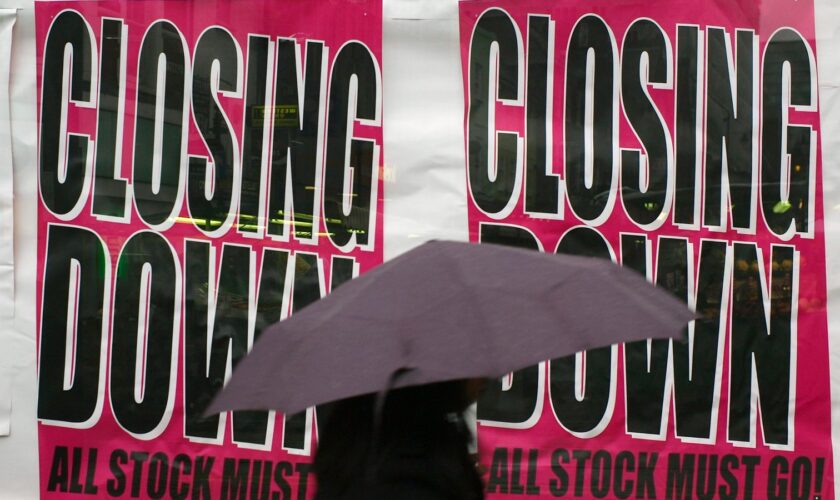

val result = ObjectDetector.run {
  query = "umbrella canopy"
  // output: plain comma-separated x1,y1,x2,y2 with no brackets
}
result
207,240,694,416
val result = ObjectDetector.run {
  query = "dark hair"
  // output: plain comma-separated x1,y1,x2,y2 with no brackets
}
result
313,380,479,498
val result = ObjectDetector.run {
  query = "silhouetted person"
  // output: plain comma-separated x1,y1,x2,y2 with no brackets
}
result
313,379,485,499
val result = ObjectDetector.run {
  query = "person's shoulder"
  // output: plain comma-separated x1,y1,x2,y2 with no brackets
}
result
377,448,484,500
315,478,467,500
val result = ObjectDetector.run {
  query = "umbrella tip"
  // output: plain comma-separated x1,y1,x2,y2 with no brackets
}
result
202,398,225,419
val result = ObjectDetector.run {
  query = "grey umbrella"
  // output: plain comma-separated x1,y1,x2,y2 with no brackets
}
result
207,240,694,416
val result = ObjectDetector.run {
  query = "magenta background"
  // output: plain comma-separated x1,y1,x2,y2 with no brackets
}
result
34,0,383,497
460,0,835,497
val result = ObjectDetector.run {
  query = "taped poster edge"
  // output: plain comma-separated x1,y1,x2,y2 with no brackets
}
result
0,8,15,322
0,6,17,441
804,0,840,492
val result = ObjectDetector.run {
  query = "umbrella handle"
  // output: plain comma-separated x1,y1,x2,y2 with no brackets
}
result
366,367,413,485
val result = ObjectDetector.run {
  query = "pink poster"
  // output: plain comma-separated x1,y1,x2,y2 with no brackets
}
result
34,0,383,497
460,0,834,498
